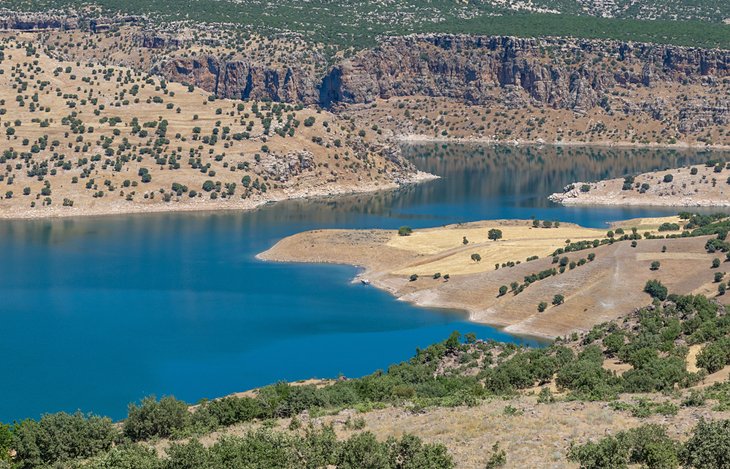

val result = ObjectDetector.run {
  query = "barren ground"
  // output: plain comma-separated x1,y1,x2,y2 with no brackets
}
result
550,163,730,207
259,217,730,338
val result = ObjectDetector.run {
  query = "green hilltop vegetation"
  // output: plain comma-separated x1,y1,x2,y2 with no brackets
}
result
4,0,730,49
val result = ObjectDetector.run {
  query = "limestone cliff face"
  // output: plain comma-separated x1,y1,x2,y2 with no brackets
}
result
157,57,320,104
0,12,80,30
320,35,730,112
0,11,142,31
154,34,729,123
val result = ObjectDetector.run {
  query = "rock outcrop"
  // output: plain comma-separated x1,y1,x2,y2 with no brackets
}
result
320,35,730,112
157,57,320,104
152,34,729,124
0,11,144,32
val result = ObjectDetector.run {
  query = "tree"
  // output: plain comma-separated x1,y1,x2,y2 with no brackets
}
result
462,236,468,245
398,226,413,237
663,174,673,183
714,272,724,283
488,229,503,241
552,294,564,306
124,396,190,441
650,261,660,271
409,274,418,282
498,285,508,296
470,253,481,262
695,339,730,374
682,419,730,469
0,423,11,463
538,302,548,312
644,280,668,301
13,412,117,467
712,258,721,268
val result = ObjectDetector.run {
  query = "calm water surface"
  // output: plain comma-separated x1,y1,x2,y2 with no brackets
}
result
0,144,723,421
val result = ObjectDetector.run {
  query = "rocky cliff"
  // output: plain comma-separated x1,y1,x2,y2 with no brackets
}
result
157,56,321,104
0,11,143,32
153,34,729,122
320,35,730,111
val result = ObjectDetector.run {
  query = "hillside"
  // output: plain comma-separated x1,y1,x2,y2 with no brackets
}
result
551,162,730,207
1,24,726,152
0,37,425,219
259,216,730,338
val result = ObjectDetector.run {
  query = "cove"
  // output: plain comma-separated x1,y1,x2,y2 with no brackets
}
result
0,144,723,422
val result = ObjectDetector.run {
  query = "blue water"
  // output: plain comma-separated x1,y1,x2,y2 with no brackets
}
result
0,144,723,422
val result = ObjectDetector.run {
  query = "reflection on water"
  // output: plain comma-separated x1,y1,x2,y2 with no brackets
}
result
0,144,724,421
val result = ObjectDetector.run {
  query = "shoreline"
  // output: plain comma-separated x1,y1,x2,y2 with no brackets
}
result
257,217,725,340
397,134,730,151
257,246,554,341
3,137,729,221
549,162,730,208
0,171,438,221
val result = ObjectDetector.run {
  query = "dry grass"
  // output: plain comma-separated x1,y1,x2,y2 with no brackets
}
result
388,222,606,276
261,217,730,338
0,37,410,219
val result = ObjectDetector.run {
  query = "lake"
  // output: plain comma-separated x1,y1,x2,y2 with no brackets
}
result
0,144,722,422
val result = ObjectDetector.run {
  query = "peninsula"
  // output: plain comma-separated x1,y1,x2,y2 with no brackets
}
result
260,216,730,338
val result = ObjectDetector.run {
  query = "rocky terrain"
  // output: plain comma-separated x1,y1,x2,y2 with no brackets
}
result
550,162,730,206
22,22,730,147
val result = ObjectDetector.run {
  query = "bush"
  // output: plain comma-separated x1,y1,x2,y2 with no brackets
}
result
161,428,453,469
696,338,730,374
84,444,160,469
682,419,730,469
398,226,412,236
12,412,117,468
0,424,11,463
569,424,679,469
124,396,190,441
658,222,680,232
644,280,668,301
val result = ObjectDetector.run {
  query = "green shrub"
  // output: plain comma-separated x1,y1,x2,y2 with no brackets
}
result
124,396,190,441
682,419,730,469
644,280,668,301
12,412,117,468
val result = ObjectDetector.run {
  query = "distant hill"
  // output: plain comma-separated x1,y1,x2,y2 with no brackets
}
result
3,0,730,49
